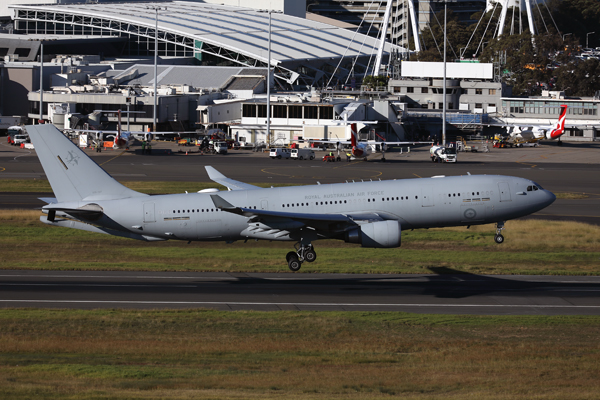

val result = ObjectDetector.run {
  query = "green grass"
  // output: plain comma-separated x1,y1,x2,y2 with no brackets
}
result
1,210,600,275
1,309,600,399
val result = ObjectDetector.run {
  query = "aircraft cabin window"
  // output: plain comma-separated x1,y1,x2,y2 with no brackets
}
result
178,210,181,213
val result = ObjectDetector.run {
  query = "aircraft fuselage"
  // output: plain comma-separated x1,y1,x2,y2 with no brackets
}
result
89,175,554,242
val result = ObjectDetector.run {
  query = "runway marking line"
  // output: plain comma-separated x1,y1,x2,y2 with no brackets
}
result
516,161,537,168
99,150,128,166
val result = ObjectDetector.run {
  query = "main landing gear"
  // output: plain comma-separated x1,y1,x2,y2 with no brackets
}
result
494,221,505,244
286,243,317,272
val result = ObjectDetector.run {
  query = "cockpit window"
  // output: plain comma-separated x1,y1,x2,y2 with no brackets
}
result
527,186,533,191
532,181,544,190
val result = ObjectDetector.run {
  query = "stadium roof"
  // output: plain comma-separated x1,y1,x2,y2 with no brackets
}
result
10,1,405,87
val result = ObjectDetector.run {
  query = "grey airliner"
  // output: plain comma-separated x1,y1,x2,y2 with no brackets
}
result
28,124,555,271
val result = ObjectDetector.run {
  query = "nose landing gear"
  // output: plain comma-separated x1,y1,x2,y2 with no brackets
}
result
494,221,505,244
286,243,317,272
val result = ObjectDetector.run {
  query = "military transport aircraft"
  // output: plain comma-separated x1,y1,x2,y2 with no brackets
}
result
28,124,555,271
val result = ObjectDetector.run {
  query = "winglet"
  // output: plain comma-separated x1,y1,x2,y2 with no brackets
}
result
210,194,248,216
210,194,235,210
204,166,261,191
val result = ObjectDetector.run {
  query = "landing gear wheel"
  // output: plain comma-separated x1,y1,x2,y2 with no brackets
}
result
286,251,302,272
494,234,504,244
494,221,505,244
336,156,341,162
304,248,317,263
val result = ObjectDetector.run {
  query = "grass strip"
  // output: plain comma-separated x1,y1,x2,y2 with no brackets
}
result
1,309,599,399
1,210,600,275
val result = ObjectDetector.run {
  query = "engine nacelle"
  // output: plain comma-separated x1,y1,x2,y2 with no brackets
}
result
345,220,401,248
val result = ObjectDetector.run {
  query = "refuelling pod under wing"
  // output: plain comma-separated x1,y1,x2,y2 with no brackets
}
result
344,220,401,248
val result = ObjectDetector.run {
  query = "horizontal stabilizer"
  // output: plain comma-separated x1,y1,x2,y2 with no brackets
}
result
38,197,57,204
205,166,261,191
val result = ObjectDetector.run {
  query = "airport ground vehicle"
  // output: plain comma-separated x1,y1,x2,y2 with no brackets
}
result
12,134,29,145
430,145,457,163
291,148,315,160
214,142,228,154
270,148,291,159
322,154,341,162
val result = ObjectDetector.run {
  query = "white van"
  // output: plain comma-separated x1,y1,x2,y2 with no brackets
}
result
291,148,315,160
269,148,291,159
214,141,228,154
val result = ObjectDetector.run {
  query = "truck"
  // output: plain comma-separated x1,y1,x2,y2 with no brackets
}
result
430,145,457,163
291,148,315,160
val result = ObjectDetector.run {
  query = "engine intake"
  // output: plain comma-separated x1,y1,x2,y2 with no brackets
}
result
345,220,401,248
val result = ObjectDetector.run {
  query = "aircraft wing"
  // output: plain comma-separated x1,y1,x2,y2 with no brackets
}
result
211,194,386,233
383,141,433,146
205,166,261,191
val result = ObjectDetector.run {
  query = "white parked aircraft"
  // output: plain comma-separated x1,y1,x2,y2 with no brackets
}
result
28,124,555,271
312,123,431,161
503,105,568,145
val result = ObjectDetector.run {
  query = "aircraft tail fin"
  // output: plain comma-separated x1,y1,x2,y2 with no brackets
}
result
547,105,567,139
350,123,358,147
26,124,147,203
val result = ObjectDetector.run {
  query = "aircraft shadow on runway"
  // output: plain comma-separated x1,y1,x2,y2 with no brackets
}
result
5,268,597,302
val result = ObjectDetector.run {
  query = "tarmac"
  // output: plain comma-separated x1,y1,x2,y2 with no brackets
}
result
1,138,600,315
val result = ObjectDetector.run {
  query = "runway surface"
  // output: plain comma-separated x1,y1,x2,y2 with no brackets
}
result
2,270,600,315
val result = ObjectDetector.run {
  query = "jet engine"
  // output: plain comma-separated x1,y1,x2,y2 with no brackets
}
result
344,220,401,248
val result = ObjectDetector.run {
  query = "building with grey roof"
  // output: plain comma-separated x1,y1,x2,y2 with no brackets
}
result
9,1,404,89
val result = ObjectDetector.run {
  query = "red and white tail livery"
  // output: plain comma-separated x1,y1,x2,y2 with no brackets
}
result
547,104,567,140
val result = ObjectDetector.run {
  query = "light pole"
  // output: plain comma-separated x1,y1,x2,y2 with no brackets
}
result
267,10,272,147
587,32,595,49
258,9,280,147
39,41,43,123
436,0,456,147
562,33,572,41
146,5,167,132
443,0,447,146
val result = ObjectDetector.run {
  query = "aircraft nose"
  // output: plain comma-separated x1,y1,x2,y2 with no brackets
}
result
542,190,556,208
